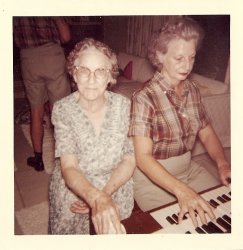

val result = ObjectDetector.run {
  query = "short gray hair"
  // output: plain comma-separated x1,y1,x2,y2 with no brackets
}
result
67,38,119,86
148,17,204,70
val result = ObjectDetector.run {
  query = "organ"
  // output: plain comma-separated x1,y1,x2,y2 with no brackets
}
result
122,185,231,234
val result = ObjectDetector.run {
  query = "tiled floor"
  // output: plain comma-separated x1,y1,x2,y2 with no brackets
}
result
14,98,50,234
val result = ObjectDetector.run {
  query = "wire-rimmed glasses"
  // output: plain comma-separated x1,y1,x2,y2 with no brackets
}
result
75,66,110,81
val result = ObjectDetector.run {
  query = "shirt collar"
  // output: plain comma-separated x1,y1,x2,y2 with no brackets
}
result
153,71,190,97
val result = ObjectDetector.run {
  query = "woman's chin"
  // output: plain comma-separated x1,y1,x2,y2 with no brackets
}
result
83,90,100,100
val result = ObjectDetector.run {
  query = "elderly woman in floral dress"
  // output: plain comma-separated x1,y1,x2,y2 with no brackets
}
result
48,38,135,234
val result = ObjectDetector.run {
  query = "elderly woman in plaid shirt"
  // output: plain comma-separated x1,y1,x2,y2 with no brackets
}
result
129,16,231,228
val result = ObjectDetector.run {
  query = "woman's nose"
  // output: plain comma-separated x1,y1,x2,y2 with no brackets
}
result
183,59,191,71
87,71,96,84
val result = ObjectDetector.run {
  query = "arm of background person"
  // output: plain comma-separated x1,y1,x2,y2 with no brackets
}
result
53,17,71,44
198,124,231,186
133,135,216,227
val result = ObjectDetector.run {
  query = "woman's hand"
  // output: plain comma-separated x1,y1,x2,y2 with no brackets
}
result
176,186,216,228
70,200,90,214
218,162,231,186
91,192,125,234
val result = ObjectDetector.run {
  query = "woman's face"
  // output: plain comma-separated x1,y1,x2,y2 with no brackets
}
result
73,47,112,101
158,38,196,86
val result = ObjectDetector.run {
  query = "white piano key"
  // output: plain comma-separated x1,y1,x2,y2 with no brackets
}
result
150,203,181,228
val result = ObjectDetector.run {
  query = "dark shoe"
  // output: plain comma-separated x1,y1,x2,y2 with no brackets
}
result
27,156,44,171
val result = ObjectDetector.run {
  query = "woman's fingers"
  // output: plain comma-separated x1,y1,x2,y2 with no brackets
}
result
178,197,216,228
109,211,123,234
218,164,231,186
198,199,216,222
91,205,123,234
91,214,100,234
92,210,110,234
70,200,90,214
188,208,198,227
196,206,207,225
178,207,186,225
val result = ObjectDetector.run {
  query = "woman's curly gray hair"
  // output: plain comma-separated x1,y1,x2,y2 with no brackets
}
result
148,16,205,70
67,38,119,86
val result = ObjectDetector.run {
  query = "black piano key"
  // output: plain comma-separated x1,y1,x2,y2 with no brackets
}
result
209,199,220,208
209,200,217,208
216,217,231,233
172,214,179,224
201,224,213,233
222,194,231,201
185,231,191,234
208,221,225,233
217,196,227,203
166,216,176,225
195,227,206,234
202,222,224,234
222,214,231,224
183,214,187,220
229,191,231,196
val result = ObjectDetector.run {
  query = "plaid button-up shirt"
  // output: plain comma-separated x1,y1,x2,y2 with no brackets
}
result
13,17,63,49
129,71,210,160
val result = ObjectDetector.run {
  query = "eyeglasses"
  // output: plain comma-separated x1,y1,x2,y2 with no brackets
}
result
75,66,110,81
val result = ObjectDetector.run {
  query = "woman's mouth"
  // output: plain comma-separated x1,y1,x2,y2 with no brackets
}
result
179,72,188,76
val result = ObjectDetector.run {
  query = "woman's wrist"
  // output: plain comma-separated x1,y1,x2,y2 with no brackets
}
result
173,180,192,198
102,185,113,196
217,161,229,169
86,189,103,208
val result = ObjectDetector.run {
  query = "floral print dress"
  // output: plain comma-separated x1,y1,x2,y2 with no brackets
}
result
48,91,134,234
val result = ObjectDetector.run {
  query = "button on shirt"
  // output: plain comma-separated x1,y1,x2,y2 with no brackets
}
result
129,71,210,160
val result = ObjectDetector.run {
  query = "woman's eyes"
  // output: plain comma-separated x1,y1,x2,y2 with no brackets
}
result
175,56,195,61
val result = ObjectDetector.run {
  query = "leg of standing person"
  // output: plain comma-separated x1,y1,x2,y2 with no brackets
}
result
27,105,45,171
21,43,70,172
43,101,53,129
20,46,49,172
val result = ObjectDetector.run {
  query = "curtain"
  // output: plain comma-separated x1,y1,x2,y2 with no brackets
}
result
126,15,175,57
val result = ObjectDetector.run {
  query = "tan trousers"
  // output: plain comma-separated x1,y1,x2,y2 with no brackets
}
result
20,42,71,107
133,151,220,212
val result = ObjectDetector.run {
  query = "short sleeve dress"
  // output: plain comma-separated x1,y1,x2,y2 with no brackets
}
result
48,91,134,234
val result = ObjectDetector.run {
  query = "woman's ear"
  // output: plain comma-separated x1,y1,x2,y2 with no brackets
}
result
107,73,113,85
156,51,164,63
73,73,77,83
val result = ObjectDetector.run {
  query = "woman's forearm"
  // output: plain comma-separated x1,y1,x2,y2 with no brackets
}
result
62,167,102,208
133,136,189,198
198,125,229,167
60,155,102,208
137,153,188,197
103,155,136,195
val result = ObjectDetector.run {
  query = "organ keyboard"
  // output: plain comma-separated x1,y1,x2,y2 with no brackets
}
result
122,185,231,234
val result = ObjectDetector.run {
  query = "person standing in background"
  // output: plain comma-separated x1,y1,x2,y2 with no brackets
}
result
13,17,71,171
